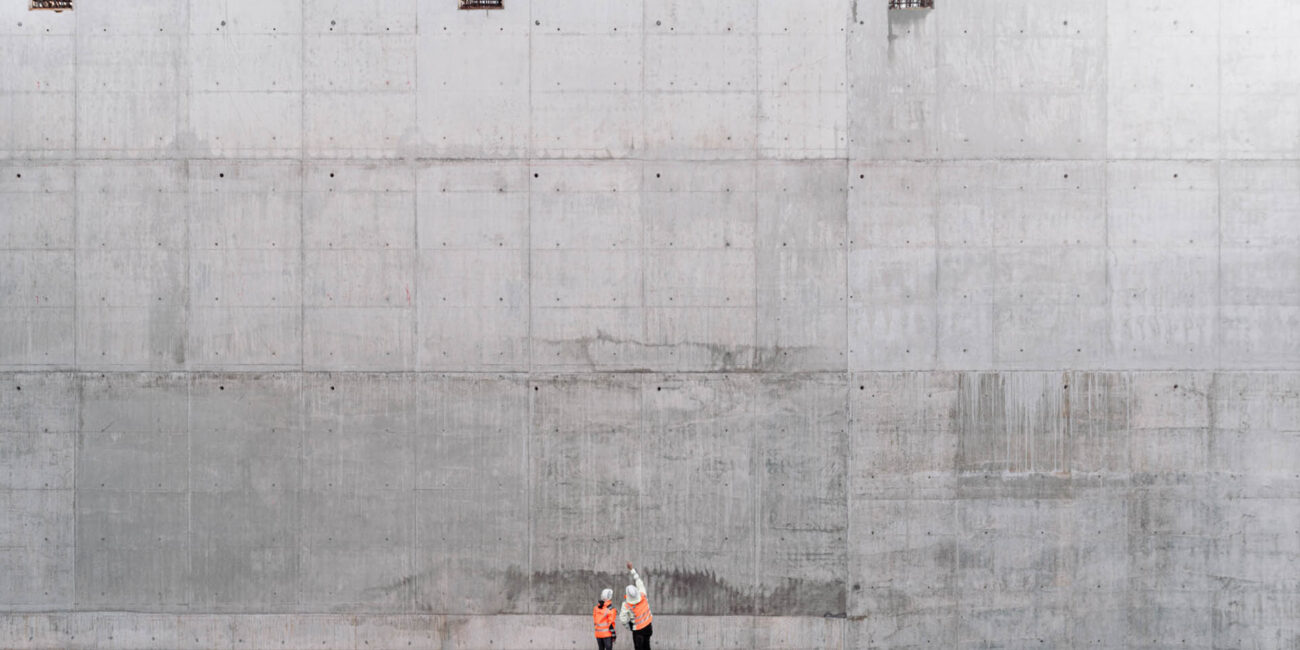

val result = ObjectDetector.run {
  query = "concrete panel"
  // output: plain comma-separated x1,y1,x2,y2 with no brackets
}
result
645,34,755,93
531,250,641,307
531,90,643,159
641,375,757,614
302,306,415,370
187,161,302,368
848,4,939,161
1106,0,1220,158
77,373,188,492
0,308,75,368
756,162,847,370
302,372,413,492
298,490,412,611
0,92,74,158
954,372,1070,475
0,427,74,491
417,33,530,158
850,372,959,500
1221,6,1300,159
413,167,525,366
188,161,301,248
1108,249,1218,368
533,34,641,94
1221,162,1300,249
0,251,75,311
186,306,301,369
73,166,189,364
529,162,644,369
304,35,415,93
756,375,847,616
189,373,301,493
75,490,189,609
303,163,414,243
0,163,75,250
528,375,641,614
189,35,301,93
304,92,417,157
1210,373,1300,479
76,162,187,248
189,492,298,612
75,271,187,369
757,34,847,159
416,162,530,248
644,91,759,159
641,162,756,370
189,91,302,157
0,372,76,435
955,497,1079,648
0,490,73,610
935,1,1107,159
1,37,74,98
414,374,528,614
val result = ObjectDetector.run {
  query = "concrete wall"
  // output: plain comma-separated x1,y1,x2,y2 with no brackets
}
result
1,0,1298,648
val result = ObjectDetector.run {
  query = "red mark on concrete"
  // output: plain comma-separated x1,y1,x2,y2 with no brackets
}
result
405,285,411,304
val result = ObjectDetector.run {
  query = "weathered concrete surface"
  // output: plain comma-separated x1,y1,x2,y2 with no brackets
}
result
3,0,1300,648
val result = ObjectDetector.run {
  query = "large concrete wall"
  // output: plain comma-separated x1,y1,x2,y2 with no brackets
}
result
2,0,1299,648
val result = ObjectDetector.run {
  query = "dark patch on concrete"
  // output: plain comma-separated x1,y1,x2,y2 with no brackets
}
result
510,567,628,615
512,566,778,616
651,567,754,615
538,331,829,373
757,577,846,617
378,566,528,614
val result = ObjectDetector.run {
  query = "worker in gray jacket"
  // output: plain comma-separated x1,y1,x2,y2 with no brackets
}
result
618,562,653,650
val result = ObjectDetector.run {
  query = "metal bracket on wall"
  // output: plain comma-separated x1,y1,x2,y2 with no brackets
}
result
459,0,504,9
889,0,933,8
30,0,73,11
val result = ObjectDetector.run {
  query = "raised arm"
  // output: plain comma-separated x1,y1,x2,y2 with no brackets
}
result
627,561,647,598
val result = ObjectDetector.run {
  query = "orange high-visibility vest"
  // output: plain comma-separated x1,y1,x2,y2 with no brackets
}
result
593,601,616,638
626,594,652,631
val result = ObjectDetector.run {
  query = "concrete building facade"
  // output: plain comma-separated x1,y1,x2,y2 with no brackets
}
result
1,0,1298,647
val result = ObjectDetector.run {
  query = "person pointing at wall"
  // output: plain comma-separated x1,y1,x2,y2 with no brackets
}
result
619,561,654,650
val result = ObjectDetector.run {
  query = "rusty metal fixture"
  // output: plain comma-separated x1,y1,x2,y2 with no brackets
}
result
889,0,933,8
459,0,503,9
30,0,73,10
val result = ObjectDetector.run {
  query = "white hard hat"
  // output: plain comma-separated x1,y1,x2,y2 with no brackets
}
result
600,588,613,601
626,585,639,601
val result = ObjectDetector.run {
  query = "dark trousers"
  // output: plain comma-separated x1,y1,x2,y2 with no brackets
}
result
596,637,615,650
632,623,652,650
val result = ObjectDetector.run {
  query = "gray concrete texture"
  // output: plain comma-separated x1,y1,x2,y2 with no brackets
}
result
1,0,1299,647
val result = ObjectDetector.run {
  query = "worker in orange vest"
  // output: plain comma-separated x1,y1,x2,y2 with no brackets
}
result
618,562,653,650
593,588,617,649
